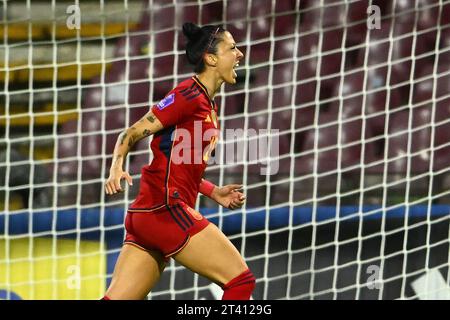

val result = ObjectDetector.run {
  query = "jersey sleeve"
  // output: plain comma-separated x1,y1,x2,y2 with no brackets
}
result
151,89,199,128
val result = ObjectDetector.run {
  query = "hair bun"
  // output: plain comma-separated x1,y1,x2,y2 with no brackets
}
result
182,22,202,42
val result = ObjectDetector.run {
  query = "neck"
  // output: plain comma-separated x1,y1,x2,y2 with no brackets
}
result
196,70,223,99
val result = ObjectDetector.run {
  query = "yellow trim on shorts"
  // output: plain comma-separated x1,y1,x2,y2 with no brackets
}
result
164,235,190,259
127,204,165,213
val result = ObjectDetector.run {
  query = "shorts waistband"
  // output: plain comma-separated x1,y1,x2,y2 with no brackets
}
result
127,204,166,213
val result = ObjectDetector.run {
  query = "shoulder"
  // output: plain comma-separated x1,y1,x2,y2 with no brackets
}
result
172,77,204,103
153,78,205,116
174,77,195,92
153,78,193,110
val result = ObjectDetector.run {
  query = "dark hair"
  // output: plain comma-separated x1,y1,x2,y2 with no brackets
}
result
182,22,225,73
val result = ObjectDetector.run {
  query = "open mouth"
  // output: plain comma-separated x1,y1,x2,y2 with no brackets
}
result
232,62,239,78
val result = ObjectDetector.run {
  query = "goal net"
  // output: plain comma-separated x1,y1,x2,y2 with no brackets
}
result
1,0,449,300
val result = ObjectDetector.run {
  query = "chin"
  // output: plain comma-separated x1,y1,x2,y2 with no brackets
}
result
225,77,237,85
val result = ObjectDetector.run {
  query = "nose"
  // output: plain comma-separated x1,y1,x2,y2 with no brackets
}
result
237,48,244,61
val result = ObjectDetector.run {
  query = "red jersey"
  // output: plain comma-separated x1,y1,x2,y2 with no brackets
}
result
129,76,220,211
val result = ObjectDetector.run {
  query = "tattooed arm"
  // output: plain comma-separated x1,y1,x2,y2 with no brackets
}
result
105,111,164,195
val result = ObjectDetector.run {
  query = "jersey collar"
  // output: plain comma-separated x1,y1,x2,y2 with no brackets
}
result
192,75,216,109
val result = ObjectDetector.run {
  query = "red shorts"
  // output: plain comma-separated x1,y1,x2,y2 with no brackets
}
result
124,202,210,259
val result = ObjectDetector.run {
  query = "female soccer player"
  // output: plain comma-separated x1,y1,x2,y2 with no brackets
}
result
102,22,255,300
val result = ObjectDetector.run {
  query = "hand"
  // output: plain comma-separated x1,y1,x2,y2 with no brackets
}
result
105,167,133,195
211,184,246,210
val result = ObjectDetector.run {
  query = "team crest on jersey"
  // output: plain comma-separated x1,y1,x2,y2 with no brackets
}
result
157,93,175,110
186,206,203,221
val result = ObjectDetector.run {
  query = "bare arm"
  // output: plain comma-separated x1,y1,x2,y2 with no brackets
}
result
105,110,164,195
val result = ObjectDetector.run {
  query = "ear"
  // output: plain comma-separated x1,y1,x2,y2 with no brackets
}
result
204,53,217,67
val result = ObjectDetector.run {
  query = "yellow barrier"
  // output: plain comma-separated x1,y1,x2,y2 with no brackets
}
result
0,237,105,300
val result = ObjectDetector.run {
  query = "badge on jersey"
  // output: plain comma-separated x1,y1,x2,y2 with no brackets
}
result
157,93,175,110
